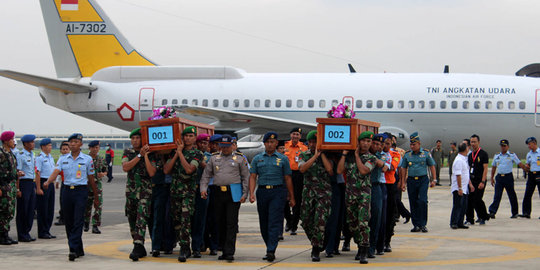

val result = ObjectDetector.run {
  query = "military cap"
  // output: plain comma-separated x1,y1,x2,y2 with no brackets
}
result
210,134,222,142
263,131,278,142
306,130,317,141
182,126,197,135
196,133,210,142
526,137,537,144
358,131,374,141
68,133,83,141
0,131,15,142
278,140,286,147
373,134,384,143
40,138,52,146
410,132,420,143
290,127,302,134
21,134,36,143
129,128,141,138
88,140,100,147
499,139,509,146
219,134,233,147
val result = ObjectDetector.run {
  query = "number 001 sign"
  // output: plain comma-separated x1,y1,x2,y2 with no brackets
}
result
324,125,351,143
148,126,174,144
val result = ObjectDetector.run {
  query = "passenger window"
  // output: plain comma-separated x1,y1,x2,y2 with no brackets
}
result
182,99,188,105
254,99,260,108
332,100,339,106
202,99,208,107
508,101,515,110
463,101,469,109
212,99,219,107
408,100,415,109
429,100,436,109
319,100,326,108
172,99,178,105
474,101,480,109
519,101,526,110
161,99,167,105
265,99,271,108
497,101,503,109
286,99,292,108
275,100,281,108
344,99,351,107
451,101,457,109
418,100,425,109
356,100,362,108
387,100,393,108
223,99,229,107
377,100,383,108
398,100,404,109
233,99,239,108
308,99,314,108
243,99,250,107
486,101,492,109
297,100,303,108
366,100,373,108
440,101,447,109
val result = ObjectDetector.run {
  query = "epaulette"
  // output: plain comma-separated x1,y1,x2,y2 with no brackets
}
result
211,152,220,155
509,152,515,155
235,151,244,155
405,150,411,153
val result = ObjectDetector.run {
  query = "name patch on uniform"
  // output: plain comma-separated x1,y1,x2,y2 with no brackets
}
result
63,162,69,164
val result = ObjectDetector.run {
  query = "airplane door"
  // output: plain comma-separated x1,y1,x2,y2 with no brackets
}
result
342,96,354,108
138,87,155,121
536,89,540,127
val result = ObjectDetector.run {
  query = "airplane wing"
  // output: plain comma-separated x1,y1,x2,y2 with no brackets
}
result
176,105,317,134
0,69,96,94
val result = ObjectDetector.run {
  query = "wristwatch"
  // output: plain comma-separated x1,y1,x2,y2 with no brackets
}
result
137,153,142,158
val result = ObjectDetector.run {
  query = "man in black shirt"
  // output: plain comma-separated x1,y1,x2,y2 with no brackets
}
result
466,134,490,225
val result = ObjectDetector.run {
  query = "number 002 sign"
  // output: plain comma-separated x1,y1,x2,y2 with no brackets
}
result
324,125,351,143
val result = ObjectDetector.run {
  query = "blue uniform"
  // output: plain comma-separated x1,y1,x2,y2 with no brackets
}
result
489,152,520,216
399,148,435,229
16,149,36,241
56,152,95,256
250,151,291,254
522,148,540,216
35,152,56,238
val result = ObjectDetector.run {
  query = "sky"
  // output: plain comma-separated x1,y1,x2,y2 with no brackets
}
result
0,0,539,135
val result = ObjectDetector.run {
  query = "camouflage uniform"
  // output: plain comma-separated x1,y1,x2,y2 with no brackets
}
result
85,155,107,226
123,148,152,244
344,153,376,247
169,149,203,247
298,150,332,249
0,148,17,234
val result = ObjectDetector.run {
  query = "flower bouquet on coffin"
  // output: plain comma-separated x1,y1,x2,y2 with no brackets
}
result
327,103,356,119
148,106,177,120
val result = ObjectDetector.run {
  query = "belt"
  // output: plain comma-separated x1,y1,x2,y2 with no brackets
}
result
210,185,230,192
498,173,512,177
532,171,539,175
258,184,283,189
64,185,88,190
408,175,427,180
19,178,34,182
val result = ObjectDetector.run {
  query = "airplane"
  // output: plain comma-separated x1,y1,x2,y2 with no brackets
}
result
1,0,539,158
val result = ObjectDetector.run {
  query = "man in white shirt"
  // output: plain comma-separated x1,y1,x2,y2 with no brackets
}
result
450,142,475,229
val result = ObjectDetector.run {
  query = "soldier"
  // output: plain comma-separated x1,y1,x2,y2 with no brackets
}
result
399,132,437,233
337,131,378,264
16,134,37,242
0,131,18,245
297,130,333,262
382,134,400,253
55,141,70,226
122,128,152,261
448,142,458,186
284,127,307,235
43,133,99,261
35,138,56,239
191,133,210,258
203,134,222,256
164,126,204,262
200,134,249,261
520,137,540,218
368,134,389,258
84,140,107,234
105,144,114,183
430,140,444,186
249,131,295,262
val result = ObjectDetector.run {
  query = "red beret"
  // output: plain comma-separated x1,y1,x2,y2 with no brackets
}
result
196,133,210,142
0,131,15,142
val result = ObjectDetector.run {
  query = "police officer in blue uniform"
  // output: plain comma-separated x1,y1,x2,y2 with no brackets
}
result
520,137,540,218
16,134,37,242
44,133,98,261
35,138,57,239
488,139,525,219
249,131,295,262
399,132,436,233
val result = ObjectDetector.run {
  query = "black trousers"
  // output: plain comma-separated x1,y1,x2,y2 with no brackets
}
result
211,186,241,256
286,170,303,231
522,171,540,216
63,185,88,254
466,179,489,222
384,183,396,246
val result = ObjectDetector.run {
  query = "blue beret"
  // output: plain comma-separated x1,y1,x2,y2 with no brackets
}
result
21,134,36,143
88,140,100,147
526,137,537,144
410,132,420,143
40,138,52,146
263,132,278,143
68,133,83,141
373,134,384,143
210,134,223,142
219,134,233,147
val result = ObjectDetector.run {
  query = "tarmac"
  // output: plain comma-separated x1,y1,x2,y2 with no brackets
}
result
2,166,540,269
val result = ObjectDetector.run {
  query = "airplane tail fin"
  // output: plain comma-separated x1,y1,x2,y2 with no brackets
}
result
40,0,155,78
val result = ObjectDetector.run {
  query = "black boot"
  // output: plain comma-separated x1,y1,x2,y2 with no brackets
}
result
137,243,147,257
178,246,188,262
0,232,11,245
83,222,89,232
342,238,350,251
359,247,368,264
311,246,320,262
92,225,101,234
6,233,18,245
129,244,140,261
